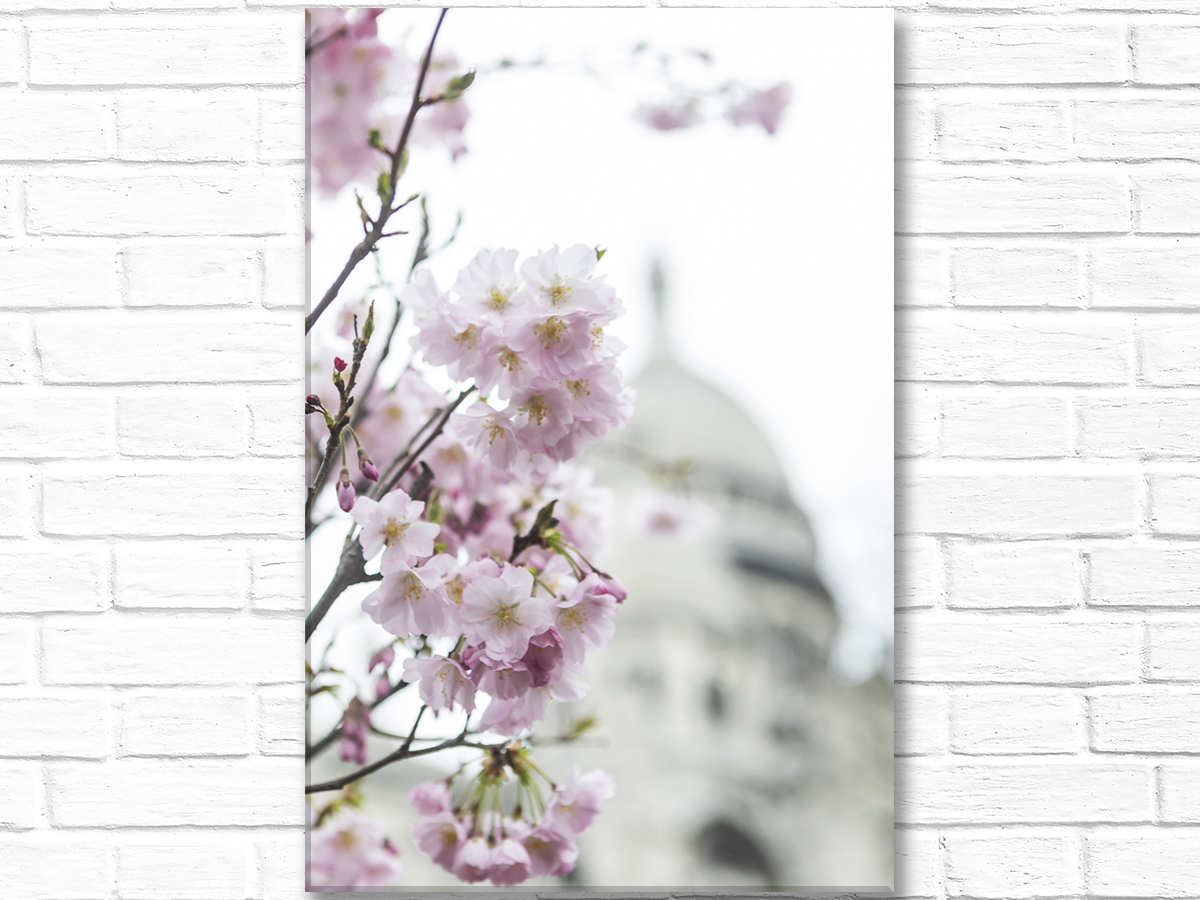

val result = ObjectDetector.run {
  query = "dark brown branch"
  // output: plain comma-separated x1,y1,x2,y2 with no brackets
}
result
305,539,380,643
306,8,449,335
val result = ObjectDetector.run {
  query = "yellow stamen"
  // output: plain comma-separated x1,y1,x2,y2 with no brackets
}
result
499,347,524,372
532,316,567,349
519,395,551,426
544,276,573,307
491,602,522,631
382,519,408,546
486,286,511,312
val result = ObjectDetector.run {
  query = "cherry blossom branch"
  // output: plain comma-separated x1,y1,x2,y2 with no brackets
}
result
305,8,449,335
307,711,498,795
306,678,412,761
378,386,474,496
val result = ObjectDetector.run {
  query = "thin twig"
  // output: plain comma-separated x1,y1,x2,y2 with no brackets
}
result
306,679,411,761
306,8,450,335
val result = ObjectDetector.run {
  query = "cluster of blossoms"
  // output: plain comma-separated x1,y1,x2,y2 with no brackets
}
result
306,8,470,197
309,808,403,889
408,244,635,474
410,757,613,886
636,81,793,136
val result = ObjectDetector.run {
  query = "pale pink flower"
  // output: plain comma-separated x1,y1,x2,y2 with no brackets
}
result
519,245,620,317
505,310,595,380
362,563,450,637
509,381,575,452
451,401,519,470
308,810,402,888
726,81,793,135
400,655,476,715
488,837,533,886
339,697,371,765
477,687,552,736
460,564,553,664
350,489,439,573
470,340,535,400
556,574,619,666
412,812,466,871
518,625,566,688
409,781,451,816
451,248,527,327
462,645,534,700
523,826,579,878
452,836,493,883
541,767,615,837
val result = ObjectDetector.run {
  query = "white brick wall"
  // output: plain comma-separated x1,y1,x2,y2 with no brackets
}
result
1,0,1197,897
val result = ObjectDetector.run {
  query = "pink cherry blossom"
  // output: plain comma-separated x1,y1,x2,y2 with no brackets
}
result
523,826,579,878
460,564,552,664
519,245,620,317
726,81,793,135
412,812,466,871
518,625,566,688
452,248,527,327
477,687,552,737
409,781,451,816
350,489,440,573
488,837,533,886
508,381,575,452
555,574,618,666
452,836,493,883
339,697,371,765
451,401,519,471
400,654,476,715
362,563,451,637
541,767,615,837
309,810,402,888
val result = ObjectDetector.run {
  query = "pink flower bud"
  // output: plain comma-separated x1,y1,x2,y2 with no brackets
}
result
333,356,347,372
358,447,380,482
368,645,395,673
337,468,356,512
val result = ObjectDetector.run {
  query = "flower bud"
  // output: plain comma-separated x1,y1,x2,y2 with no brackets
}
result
337,467,356,512
357,447,379,482
333,357,347,373
305,394,324,415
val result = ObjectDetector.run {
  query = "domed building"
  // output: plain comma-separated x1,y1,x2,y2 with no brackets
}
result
532,265,894,889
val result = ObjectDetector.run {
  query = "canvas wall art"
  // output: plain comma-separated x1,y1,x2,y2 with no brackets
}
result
304,7,894,891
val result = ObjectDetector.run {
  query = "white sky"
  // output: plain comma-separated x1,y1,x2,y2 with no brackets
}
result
311,8,894,681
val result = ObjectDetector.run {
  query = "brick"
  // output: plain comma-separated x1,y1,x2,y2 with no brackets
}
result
1148,622,1200,681
937,100,1069,161
896,239,949,308
1149,472,1200,535
940,393,1069,458
0,93,110,160
249,388,303,457
1087,829,1200,896
895,684,947,755
115,541,247,609
125,242,256,307
43,465,303,537
1076,99,1200,159
0,243,120,308
251,541,304,611
0,695,109,758
897,760,1151,824
1089,243,1200,308
48,758,301,826
895,615,1139,683
259,91,304,161
258,834,305,900
0,28,19,86
0,543,108,613
0,175,14,238
0,471,34,537
899,166,1129,234
1090,689,1200,753
944,830,1080,897
951,689,1084,754
899,470,1138,536
898,311,1131,384
0,835,110,898
29,19,302,86
902,21,1126,84
1080,395,1200,456
895,829,938,899
3,390,114,459
0,315,32,383
896,536,940,610
118,691,251,756
27,169,300,238
0,763,43,828
119,91,256,161
1135,23,1200,84
257,684,304,756
0,621,34,684
117,391,247,456
953,246,1082,307
896,385,938,457
119,837,250,899
262,242,305,309
897,94,934,161
1090,543,1200,607
38,310,301,383
1135,166,1200,233
1142,317,1200,386
947,541,1079,609
42,616,302,686
1161,763,1200,822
